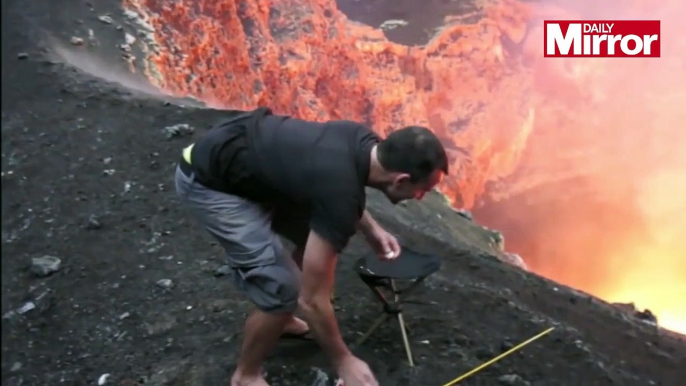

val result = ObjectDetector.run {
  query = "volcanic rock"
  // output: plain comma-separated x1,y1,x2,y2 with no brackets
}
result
614,302,659,326
214,265,231,277
455,209,474,221
30,255,61,277
502,252,526,270
498,374,530,385
155,278,173,289
163,123,194,139
98,15,114,24
85,214,103,229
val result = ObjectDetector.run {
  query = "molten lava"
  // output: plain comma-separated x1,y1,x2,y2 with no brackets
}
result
122,0,686,334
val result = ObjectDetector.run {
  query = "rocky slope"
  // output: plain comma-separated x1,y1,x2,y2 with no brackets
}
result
2,0,685,385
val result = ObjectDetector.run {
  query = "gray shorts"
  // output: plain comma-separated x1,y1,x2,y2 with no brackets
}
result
174,165,303,314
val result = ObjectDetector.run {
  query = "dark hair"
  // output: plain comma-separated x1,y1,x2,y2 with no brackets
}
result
377,125,449,182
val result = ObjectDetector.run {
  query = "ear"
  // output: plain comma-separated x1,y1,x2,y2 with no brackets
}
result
393,173,412,186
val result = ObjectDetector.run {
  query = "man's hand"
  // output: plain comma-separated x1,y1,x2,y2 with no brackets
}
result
336,355,379,386
359,211,401,260
365,226,401,260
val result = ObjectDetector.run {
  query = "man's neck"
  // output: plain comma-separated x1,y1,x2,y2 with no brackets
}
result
367,146,389,189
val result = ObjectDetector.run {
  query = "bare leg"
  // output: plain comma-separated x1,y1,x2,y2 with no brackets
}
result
231,310,291,386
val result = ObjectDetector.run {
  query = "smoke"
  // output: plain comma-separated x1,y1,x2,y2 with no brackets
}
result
49,41,163,96
476,0,686,333
45,35,199,108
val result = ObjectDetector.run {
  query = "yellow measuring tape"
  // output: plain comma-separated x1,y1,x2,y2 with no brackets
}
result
441,327,555,386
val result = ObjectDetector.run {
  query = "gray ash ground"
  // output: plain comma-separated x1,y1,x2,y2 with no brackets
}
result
2,0,685,385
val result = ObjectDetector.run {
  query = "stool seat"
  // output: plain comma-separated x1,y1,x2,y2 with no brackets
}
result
354,249,441,280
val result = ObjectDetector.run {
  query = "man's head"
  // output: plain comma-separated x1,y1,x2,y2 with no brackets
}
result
369,125,449,204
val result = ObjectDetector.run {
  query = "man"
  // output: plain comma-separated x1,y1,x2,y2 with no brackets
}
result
174,107,448,386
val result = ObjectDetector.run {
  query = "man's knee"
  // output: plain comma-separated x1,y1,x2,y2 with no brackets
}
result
232,263,301,314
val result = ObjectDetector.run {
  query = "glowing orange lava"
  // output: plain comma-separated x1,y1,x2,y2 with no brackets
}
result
123,0,686,334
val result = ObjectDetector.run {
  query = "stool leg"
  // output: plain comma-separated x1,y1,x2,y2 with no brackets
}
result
397,312,414,367
354,313,390,347
390,279,414,367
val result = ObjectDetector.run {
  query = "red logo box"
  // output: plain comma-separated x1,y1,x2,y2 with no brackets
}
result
544,20,661,57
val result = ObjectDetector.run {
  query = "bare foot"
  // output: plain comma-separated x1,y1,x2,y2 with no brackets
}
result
231,373,270,386
283,316,309,335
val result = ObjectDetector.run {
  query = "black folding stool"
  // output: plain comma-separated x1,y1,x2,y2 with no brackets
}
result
352,248,441,367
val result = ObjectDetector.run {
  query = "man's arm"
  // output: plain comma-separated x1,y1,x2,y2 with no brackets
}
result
357,210,402,259
357,209,380,235
298,230,352,365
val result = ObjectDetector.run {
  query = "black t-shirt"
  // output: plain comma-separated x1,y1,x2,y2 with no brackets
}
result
189,108,379,253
